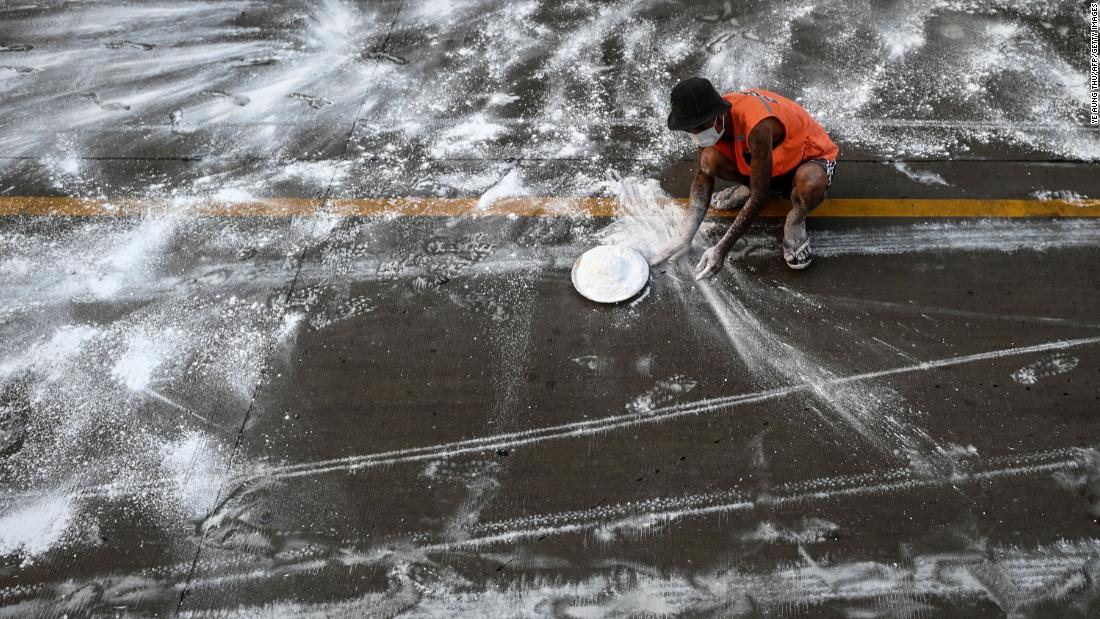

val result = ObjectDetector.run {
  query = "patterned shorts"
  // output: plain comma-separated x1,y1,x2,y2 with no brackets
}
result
769,158,837,197
805,158,836,188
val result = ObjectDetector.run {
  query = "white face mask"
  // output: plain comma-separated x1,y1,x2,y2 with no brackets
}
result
688,114,725,147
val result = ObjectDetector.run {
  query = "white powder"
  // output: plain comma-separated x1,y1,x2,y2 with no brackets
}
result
44,153,82,181
0,492,74,561
211,187,255,203
743,517,839,544
1031,189,1089,206
485,92,519,106
881,24,925,60
161,432,223,519
277,160,349,188
893,162,950,186
599,173,688,261
112,335,164,391
475,168,527,210
411,0,464,23
0,324,100,382
434,115,507,158
571,245,649,303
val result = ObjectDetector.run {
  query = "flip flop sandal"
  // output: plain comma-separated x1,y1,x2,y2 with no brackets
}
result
784,240,813,270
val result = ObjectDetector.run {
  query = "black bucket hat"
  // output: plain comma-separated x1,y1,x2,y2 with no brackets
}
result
667,77,731,131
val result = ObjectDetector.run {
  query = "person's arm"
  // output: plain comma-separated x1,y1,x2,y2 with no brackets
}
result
693,119,776,279
649,162,714,265
682,167,715,244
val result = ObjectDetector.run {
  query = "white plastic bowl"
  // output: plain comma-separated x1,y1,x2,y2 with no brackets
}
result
571,245,650,304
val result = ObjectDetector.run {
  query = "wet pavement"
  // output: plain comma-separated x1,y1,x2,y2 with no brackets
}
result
1,0,1100,617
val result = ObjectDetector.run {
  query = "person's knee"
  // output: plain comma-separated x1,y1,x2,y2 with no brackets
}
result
792,164,827,205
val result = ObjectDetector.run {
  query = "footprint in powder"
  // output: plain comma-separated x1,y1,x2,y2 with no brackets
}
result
200,89,250,107
288,92,333,109
81,92,130,112
105,40,156,51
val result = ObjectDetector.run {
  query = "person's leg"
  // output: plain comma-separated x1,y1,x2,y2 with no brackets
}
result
782,160,831,269
714,167,793,210
711,164,798,210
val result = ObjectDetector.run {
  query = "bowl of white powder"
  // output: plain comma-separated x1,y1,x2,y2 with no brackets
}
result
571,245,650,304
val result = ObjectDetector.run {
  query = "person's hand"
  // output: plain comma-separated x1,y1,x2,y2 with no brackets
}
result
693,244,729,280
649,239,692,266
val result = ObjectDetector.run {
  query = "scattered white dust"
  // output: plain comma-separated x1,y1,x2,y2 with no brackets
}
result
599,173,689,261
277,160,349,188
0,325,101,382
571,355,611,372
160,432,224,519
0,492,74,562
475,168,527,210
627,375,697,414
245,339,1100,482
881,23,926,60
744,517,839,545
0,1,1097,610
893,161,950,186
1031,189,1090,206
694,272,950,473
1011,353,1079,385
211,187,255,204
111,335,166,391
433,116,507,159
485,92,519,106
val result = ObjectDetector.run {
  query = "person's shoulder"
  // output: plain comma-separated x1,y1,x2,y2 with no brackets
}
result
721,91,746,109
744,88,784,100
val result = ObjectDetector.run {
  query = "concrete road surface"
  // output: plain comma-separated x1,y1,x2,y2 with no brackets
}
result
1,0,1098,616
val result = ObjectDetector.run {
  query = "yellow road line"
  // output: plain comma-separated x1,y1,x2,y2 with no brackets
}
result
0,196,1098,217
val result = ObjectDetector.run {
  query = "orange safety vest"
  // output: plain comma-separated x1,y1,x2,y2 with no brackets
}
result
713,89,839,178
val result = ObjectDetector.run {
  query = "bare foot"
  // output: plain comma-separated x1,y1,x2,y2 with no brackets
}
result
711,184,751,210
